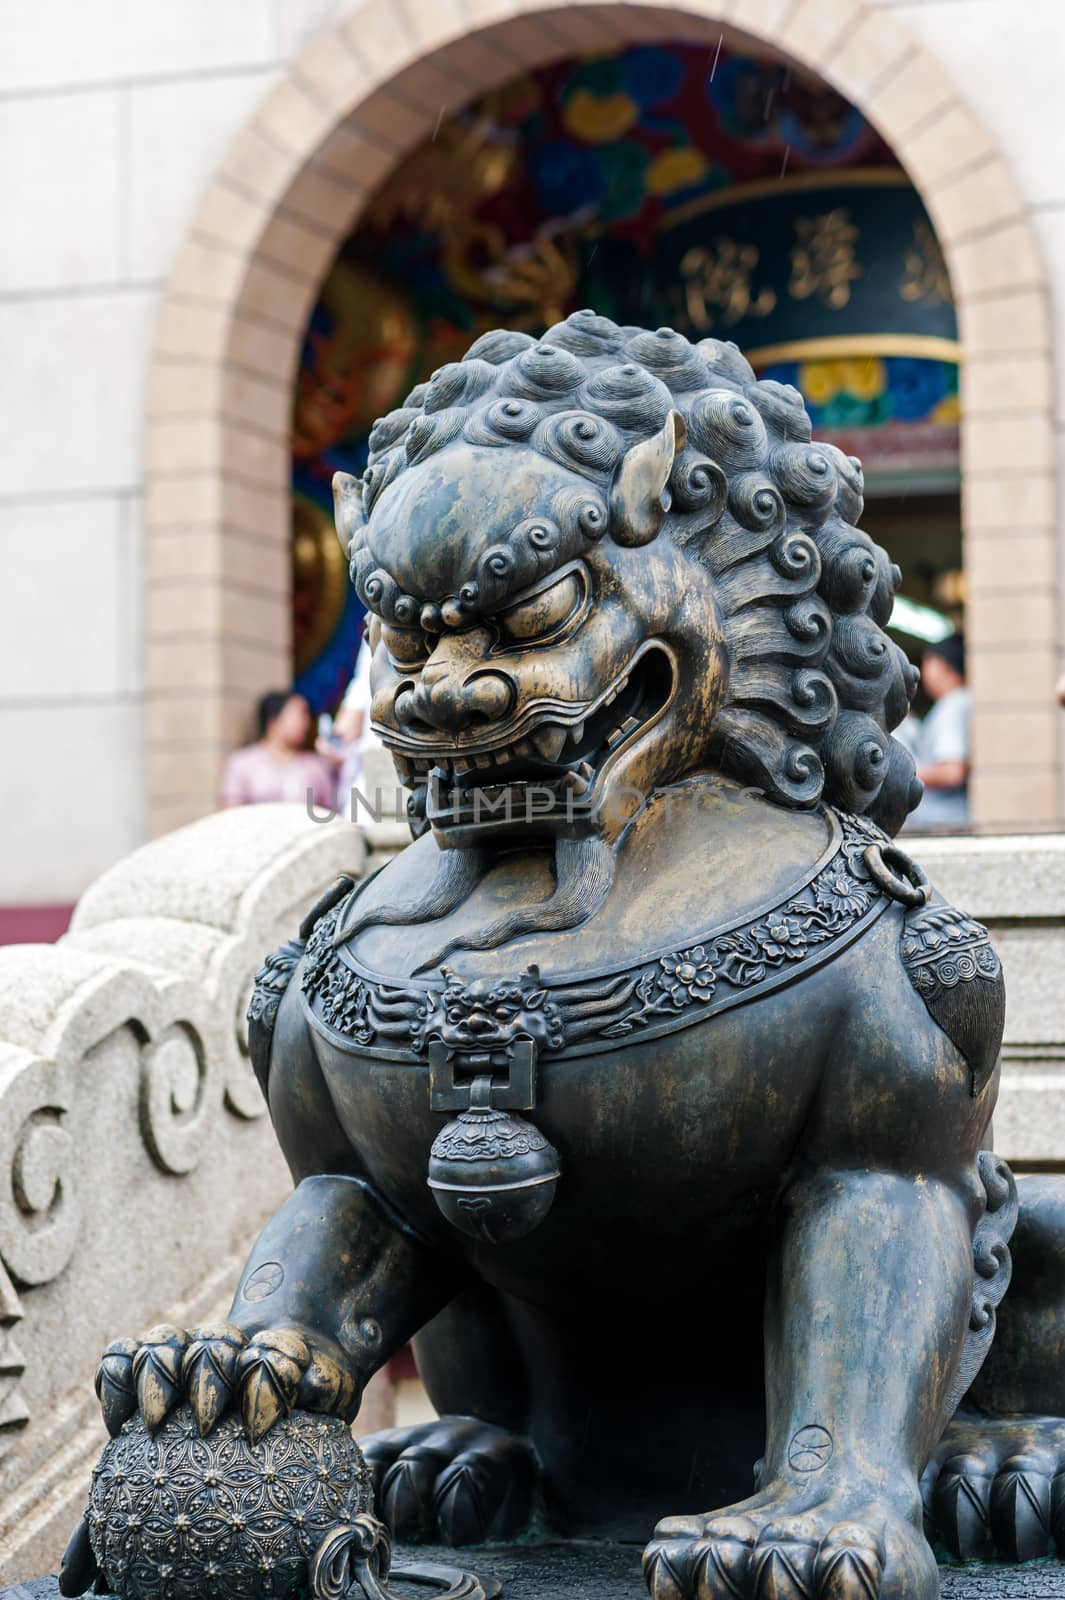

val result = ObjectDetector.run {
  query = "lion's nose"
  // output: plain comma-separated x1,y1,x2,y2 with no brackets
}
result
461,672,514,723
397,663,514,734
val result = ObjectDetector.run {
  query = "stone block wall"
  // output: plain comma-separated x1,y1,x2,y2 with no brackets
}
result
915,832,1065,1169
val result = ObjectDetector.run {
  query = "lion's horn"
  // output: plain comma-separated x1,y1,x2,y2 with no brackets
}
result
609,409,686,548
332,471,366,559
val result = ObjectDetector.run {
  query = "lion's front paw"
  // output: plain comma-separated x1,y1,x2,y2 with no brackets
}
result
644,1491,936,1600
922,1409,1065,1562
95,1321,360,1443
360,1416,537,1545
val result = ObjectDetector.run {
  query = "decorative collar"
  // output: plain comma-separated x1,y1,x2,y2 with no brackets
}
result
301,810,895,1062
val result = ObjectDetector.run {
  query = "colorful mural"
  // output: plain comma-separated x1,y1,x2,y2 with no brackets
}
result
756,355,960,492
291,39,959,708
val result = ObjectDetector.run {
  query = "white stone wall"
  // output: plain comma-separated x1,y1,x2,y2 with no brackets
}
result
3,0,1064,903
0,4,293,903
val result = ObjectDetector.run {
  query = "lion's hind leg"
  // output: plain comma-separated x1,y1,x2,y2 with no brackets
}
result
924,1175,1065,1563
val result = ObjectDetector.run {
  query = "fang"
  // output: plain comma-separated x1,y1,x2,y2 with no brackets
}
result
531,725,567,763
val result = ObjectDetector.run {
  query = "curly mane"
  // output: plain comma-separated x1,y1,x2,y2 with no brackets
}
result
355,310,922,836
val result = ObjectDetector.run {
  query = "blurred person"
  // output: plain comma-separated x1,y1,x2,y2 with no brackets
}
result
908,633,970,829
221,690,336,809
328,633,385,816
893,708,921,763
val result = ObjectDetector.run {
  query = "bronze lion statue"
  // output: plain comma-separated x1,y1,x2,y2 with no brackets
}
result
82,315,1065,1600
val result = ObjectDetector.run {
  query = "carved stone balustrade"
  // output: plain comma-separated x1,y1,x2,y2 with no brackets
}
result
0,802,406,1581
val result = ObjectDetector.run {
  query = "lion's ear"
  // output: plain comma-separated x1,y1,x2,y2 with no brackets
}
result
332,470,366,558
609,409,686,547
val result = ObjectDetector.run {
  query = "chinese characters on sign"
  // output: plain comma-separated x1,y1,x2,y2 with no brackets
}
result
790,207,863,310
678,239,777,332
676,208,949,337
899,220,951,308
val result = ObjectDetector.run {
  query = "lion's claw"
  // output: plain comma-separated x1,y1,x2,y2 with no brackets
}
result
645,1494,930,1600
361,1416,537,1544
183,1322,246,1436
922,1411,1065,1563
926,1449,994,1561
990,1455,1053,1562
95,1321,359,1442
435,1449,515,1546
380,1453,439,1541
751,1519,818,1600
814,1524,884,1600
695,1515,758,1600
643,1538,693,1600
131,1324,188,1432
238,1328,310,1443
95,1338,140,1438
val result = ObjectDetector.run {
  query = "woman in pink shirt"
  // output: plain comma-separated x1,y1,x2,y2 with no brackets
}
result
220,691,336,811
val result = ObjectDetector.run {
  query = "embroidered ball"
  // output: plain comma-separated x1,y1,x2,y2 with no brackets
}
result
82,1407,373,1600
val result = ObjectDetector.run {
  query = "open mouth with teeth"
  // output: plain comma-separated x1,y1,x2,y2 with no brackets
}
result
382,644,675,840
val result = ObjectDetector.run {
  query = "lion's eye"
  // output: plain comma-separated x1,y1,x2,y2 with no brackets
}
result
497,571,584,647
381,624,430,668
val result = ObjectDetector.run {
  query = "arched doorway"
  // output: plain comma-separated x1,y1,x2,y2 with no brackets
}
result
143,0,1058,835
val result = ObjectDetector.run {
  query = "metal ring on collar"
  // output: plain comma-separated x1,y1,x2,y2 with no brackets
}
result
863,842,931,908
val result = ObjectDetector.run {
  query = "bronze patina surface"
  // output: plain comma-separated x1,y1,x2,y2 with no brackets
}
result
63,314,1065,1600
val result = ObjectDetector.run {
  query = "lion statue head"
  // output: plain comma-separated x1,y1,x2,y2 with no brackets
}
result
335,311,920,871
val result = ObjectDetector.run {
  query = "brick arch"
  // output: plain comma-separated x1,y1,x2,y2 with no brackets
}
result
144,0,1058,835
